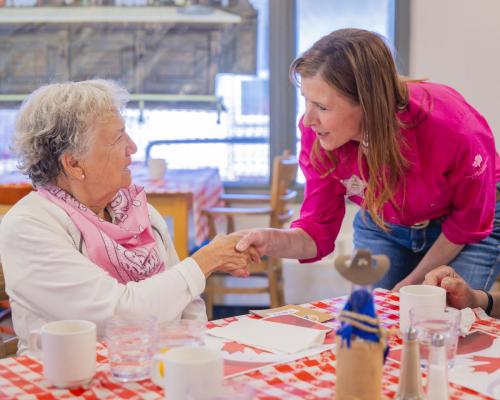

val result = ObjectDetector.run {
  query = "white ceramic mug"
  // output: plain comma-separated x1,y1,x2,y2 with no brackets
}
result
148,158,167,180
399,285,446,333
29,320,96,388
151,346,223,400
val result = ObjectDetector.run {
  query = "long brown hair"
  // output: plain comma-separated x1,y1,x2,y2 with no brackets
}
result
290,28,409,230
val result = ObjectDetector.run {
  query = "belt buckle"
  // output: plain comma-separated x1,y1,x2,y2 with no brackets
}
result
411,220,430,230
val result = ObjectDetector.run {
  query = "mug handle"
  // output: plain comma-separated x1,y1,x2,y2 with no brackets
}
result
28,329,42,355
151,353,167,387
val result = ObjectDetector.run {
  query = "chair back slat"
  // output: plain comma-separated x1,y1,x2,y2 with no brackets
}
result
202,149,297,318
270,153,298,228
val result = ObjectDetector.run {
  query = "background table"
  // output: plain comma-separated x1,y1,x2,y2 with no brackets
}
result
132,165,223,259
0,164,223,260
0,289,498,399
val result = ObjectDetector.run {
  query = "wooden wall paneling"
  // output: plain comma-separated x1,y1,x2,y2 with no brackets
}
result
0,24,68,94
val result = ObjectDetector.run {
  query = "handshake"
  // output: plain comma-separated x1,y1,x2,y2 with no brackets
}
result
191,230,272,278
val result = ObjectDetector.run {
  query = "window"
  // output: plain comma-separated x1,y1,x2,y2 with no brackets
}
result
0,1,399,185
142,0,270,184
0,0,270,184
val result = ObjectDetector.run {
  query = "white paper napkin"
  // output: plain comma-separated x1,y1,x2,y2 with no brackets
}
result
207,318,326,354
459,307,477,336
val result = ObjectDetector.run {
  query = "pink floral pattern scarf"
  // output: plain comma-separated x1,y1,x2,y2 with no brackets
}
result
38,185,165,284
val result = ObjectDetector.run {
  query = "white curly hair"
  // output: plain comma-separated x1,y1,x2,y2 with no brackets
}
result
12,79,129,186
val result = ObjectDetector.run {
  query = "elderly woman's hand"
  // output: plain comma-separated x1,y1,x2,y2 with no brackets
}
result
191,234,253,278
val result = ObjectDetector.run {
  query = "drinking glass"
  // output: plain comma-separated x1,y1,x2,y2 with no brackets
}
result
150,319,206,387
105,315,158,382
187,380,256,400
410,306,460,368
156,319,206,352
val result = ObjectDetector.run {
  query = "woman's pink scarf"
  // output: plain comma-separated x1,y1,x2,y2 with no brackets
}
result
38,185,165,284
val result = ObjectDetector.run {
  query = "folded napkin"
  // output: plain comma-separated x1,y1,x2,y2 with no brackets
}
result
459,307,477,336
207,318,326,354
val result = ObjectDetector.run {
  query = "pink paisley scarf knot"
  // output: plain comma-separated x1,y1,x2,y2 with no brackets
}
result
38,184,165,283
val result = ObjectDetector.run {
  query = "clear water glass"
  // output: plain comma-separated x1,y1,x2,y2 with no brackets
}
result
410,306,460,368
105,315,158,382
150,319,206,387
156,319,206,352
187,380,256,400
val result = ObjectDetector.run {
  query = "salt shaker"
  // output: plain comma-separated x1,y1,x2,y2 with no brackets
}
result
396,327,425,400
426,333,449,400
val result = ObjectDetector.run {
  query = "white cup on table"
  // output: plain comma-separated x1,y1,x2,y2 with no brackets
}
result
148,158,167,180
399,285,446,333
28,320,96,388
151,346,223,400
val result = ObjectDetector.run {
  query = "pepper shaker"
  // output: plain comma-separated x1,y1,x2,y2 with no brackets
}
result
396,327,425,400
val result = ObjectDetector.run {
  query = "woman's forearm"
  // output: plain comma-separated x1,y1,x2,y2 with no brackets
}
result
266,228,318,259
235,227,318,260
407,233,464,284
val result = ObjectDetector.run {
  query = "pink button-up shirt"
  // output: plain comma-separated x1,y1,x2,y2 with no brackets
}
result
291,82,500,262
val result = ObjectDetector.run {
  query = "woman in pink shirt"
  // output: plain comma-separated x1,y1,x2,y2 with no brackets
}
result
237,28,500,291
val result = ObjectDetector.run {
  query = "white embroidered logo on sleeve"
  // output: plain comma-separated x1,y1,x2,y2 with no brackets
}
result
472,154,483,168
468,153,488,178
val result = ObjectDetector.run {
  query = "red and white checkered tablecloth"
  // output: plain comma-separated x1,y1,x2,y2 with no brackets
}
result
132,165,223,246
0,289,498,399
226,290,499,400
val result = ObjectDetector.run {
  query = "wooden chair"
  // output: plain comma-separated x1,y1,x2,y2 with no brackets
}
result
0,261,17,358
202,151,298,319
0,183,33,217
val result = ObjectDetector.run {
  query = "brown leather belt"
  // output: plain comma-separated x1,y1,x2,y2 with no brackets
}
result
412,186,499,229
410,216,446,230
411,220,430,229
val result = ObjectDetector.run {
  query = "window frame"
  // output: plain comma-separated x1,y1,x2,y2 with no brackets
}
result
235,0,410,192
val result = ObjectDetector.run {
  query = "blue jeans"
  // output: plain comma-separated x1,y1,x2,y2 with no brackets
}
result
353,201,500,290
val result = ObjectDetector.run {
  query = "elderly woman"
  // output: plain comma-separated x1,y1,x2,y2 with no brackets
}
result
0,80,250,354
